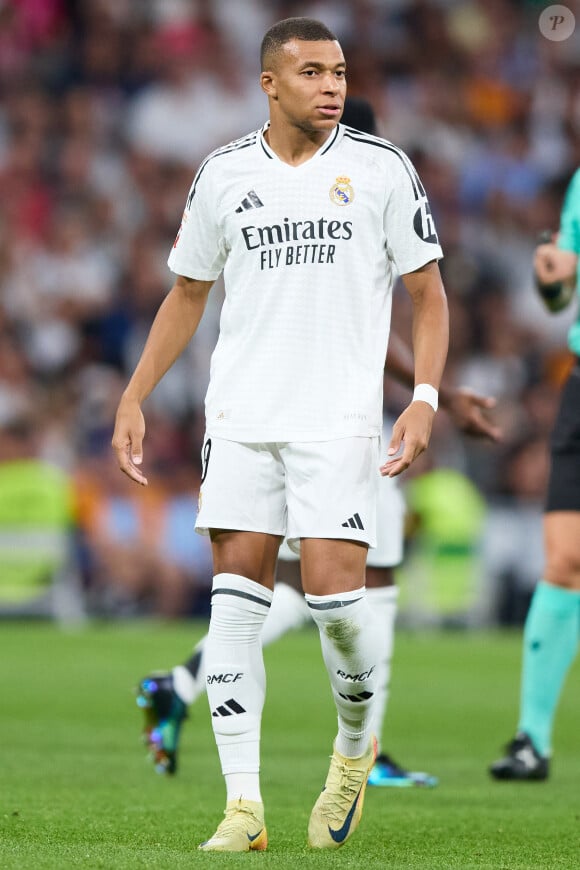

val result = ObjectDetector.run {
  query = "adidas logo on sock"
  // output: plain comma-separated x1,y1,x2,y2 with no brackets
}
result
211,698,246,717
338,690,374,702
341,513,364,530
235,190,264,213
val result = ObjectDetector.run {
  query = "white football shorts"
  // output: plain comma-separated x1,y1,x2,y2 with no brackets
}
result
195,436,379,551
277,471,405,567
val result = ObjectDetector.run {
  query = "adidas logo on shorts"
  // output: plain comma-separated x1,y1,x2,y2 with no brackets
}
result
341,513,364,530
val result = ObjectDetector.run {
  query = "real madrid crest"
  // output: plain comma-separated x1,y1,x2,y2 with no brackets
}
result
330,176,354,206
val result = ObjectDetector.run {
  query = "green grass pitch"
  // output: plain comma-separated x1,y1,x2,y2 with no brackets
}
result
1,622,579,869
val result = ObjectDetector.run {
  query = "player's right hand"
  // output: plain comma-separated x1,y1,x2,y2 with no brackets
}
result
111,396,148,486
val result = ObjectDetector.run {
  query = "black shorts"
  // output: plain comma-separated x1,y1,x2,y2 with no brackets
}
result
546,359,580,512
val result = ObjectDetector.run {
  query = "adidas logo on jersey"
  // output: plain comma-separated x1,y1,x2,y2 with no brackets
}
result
341,513,364,530
235,191,264,213
211,698,246,717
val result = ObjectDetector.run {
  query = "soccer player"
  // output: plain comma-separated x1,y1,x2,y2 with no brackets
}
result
136,95,500,789
137,341,500,787
490,169,580,782
113,18,449,851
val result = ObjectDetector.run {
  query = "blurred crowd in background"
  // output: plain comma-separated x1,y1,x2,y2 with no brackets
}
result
1,0,579,624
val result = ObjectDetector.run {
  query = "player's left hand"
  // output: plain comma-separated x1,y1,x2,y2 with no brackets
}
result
444,387,502,441
380,401,434,477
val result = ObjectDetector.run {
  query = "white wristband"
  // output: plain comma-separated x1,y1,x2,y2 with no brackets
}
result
412,383,438,412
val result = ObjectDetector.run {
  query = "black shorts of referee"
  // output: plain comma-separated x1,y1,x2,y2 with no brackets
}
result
546,357,580,512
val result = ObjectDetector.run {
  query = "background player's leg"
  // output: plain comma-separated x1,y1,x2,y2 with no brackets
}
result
364,568,398,750
364,566,438,787
490,512,580,781
518,579,580,754
260,546,310,645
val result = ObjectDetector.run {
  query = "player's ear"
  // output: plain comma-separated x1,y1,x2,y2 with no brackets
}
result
261,71,277,99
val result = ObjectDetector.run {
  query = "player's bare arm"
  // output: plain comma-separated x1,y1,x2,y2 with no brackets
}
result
381,260,449,477
112,276,213,485
386,332,500,442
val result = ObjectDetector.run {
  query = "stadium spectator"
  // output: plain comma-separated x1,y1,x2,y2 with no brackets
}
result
0,400,77,619
125,21,264,167
396,456,487,627
76,432,212,619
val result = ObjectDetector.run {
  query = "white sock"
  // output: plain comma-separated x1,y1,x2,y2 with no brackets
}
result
306,587,379,758
365,586,399,754
172,664,198,705
204,573,272,803
173,639,205,705
173,584,310,709
260,582,311,646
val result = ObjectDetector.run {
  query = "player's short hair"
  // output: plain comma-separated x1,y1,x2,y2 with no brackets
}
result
260,17,338,71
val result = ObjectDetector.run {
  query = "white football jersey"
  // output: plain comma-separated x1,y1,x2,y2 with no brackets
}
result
168,122,443,442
